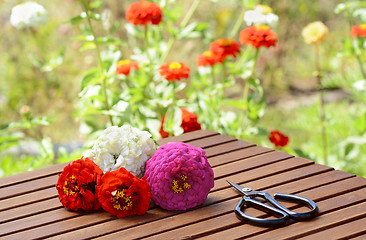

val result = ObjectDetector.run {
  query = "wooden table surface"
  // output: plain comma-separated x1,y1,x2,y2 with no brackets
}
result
1,130,366,239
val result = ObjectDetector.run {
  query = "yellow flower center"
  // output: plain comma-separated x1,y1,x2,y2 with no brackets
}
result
218,39,233,46
63,175,79,196
255,4,273,14
360,24,366,30
255,25,270,31
117,59,131,66
169,62,182,69
171,174,191,194
111,189,134,210
203,51,212,57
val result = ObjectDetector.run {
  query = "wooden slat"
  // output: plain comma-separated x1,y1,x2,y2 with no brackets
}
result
208,146,274,167
0,162,68,189
157,129,219,145
0,198,62,224
186,134,237,149
0,187,57,212
0,174,58,201
45,163,330,239
297,217,366,240
246,201,366,240
205,140,255,157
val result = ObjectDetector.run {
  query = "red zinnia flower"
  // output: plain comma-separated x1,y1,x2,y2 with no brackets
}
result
126,0,162,25
351,24,366,38
269,131,289,147
160,108,201,138
56,157,103,211
97,168,150,218
116,59,139,76
196,51,221,67
239,25,277,49
209,38,241,62
159,62,190,81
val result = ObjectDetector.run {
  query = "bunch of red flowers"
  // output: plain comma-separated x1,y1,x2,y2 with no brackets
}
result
159,108,201,138
56,157,150,218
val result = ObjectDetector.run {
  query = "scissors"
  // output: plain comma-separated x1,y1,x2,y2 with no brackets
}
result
227,180,319,227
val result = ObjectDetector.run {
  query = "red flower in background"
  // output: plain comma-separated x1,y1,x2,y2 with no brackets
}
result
239,25,277,49
209,38,240,62
351,24,366,38
126,0,162,25
269,131,289,147
159,62,190,81
196,51,221,67
97,168,150,218
160,108,201,138
116,59,139,76
56,157,103,211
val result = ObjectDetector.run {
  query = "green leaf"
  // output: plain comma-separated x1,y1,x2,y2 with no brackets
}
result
177,22,198,39
90,0,104,9
80,68,100,91
31,117,52,127
70,13,86,25
354,112,366,134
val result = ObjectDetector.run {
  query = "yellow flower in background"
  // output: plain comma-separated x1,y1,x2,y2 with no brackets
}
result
255,5,273,14
302,21,328,44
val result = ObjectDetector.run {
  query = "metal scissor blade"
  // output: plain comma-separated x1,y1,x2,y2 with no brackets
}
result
226,180,247,196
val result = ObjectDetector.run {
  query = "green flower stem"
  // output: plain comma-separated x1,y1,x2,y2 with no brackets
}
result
211,67,216,85
144,24,154,82
243,48,260,105
241,48,259,134
314,44,328,165
161,0,201,63
346,10,366,80
354,42,366,80
81,0,114,126
169,81,177,137
222,59,227,85
25,115,48,158
229,7,246,38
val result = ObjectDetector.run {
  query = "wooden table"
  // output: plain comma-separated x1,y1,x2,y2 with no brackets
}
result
1,130,366,239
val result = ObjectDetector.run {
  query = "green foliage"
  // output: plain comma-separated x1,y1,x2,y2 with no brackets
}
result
1,0,366,178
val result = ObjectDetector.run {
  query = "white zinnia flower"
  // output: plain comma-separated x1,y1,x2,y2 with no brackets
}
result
10,2,47,29
243,4,278,27
90,125,156,178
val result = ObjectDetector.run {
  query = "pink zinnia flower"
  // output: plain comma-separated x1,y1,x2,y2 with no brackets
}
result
144,142,214,210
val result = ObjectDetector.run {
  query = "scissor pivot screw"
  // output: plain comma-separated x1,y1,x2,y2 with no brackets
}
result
242,187,252,192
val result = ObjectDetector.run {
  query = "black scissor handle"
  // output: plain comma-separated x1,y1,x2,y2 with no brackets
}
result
234,197,290,227
273,192,319,221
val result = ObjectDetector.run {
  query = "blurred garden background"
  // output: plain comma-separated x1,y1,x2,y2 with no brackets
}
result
1,0,366,177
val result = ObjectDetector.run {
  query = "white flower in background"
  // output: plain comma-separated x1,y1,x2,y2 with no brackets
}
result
10,1,47,29
90,125,156,178
243,4,278,27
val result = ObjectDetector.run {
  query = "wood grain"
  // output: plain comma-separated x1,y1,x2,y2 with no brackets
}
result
1,130,366,240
